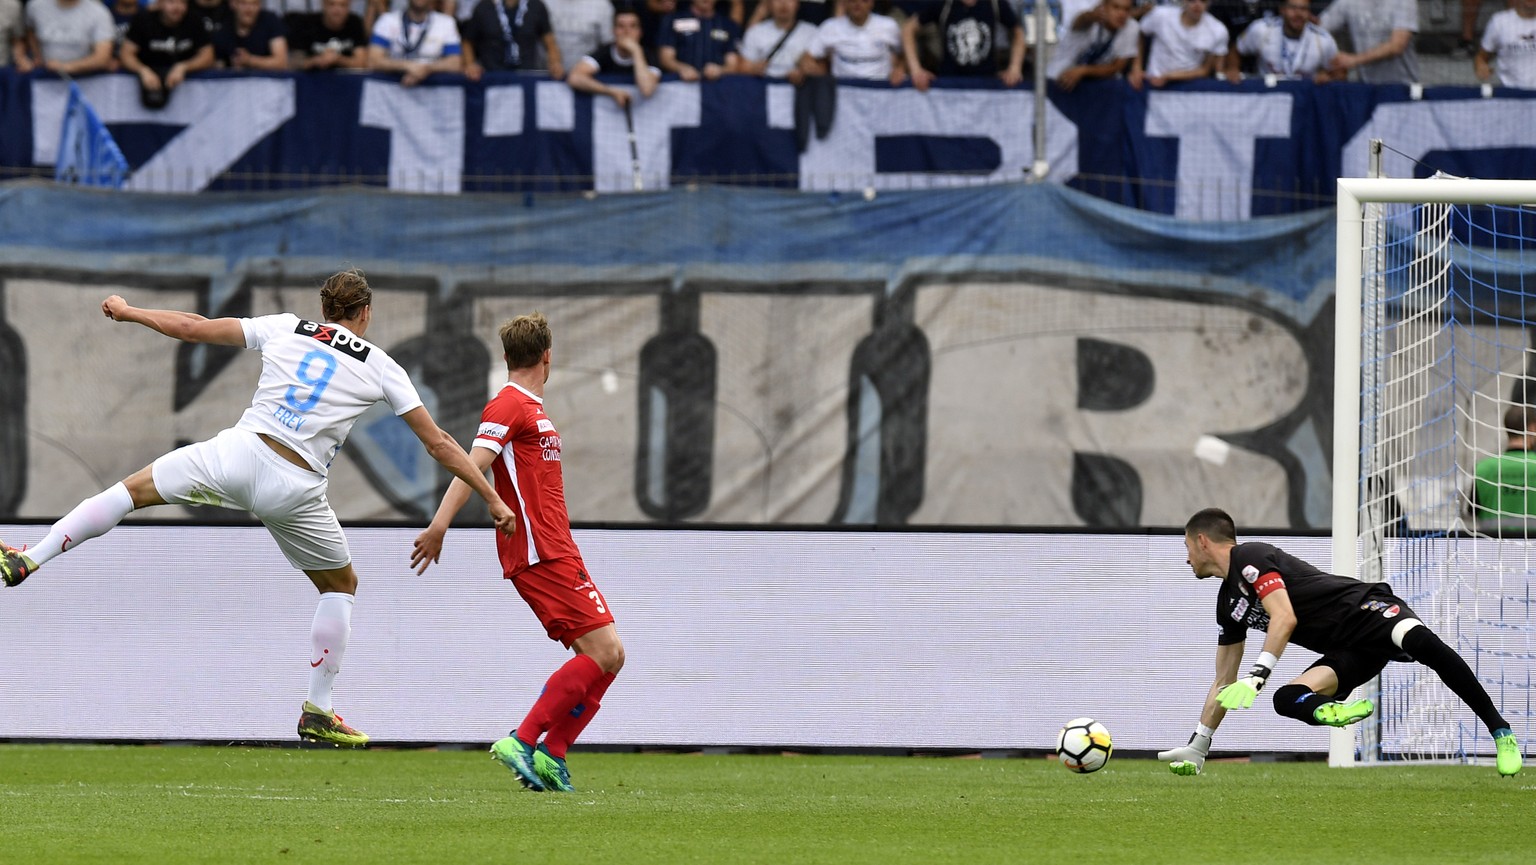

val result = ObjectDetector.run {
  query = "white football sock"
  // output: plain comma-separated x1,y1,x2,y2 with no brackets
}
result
28,483,135,567
306,592,354,713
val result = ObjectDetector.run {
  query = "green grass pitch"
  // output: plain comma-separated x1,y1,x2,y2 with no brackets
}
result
1,745,1530,865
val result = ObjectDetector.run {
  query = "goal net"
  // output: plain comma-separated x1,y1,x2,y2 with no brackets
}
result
1334,177,1536,767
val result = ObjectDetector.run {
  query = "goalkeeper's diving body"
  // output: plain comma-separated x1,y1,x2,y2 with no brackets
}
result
1159,507,1522,777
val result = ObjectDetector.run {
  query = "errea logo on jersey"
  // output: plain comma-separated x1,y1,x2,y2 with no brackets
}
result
1241,565,1260,583
478,422,509,439
295,320,371,361
536,419,555,433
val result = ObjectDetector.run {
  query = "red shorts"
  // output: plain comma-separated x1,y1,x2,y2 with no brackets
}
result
509,556,615,647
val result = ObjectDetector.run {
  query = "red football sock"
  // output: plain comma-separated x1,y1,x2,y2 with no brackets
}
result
515,654,604,745
540,671,616,759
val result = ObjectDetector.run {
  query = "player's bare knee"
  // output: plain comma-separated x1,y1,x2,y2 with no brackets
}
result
305,564,357,595
595,640,625,675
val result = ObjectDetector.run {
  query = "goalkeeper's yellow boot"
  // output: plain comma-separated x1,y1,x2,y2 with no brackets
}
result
1494,729,1522,776
1313,698,1374,727
0,542,37,587
297,702,370,748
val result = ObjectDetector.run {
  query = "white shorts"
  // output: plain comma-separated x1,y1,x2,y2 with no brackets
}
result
151,428,351,571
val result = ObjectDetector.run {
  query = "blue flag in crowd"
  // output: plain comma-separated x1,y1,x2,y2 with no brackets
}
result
55,82,129,189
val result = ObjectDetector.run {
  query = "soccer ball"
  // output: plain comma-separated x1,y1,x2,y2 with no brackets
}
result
1056,717,1113,773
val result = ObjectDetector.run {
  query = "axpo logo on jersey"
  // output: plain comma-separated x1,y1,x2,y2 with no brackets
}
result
296,319,371,361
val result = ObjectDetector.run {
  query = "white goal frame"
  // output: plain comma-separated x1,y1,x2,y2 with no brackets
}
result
1331,177,1536,767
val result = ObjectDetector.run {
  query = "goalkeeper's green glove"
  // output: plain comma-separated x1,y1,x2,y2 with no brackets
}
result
1157,728,1213,775
1216,653,1277,710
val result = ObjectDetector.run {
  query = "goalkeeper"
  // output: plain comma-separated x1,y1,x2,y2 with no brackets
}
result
1158,507,1522,777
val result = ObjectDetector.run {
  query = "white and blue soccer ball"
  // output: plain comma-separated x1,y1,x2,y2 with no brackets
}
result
1056,717,1113,773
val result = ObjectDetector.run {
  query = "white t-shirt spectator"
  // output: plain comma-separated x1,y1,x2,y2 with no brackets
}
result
740,17,816,78
806,12,901,80
1235,17,1338,79
1140,5,1227,79
544,0,611,63
1047,12,1137,80
370,8,461,59
1481,8,1536,90
1319,0,1417,85
25,0,115,63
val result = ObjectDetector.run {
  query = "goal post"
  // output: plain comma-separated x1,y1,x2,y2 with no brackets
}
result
1332,177,1536,768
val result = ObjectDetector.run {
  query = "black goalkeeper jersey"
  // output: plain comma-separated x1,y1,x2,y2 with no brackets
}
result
1215,542,1387,653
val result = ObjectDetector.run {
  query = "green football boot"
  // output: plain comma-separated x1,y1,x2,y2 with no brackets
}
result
297,702,370,748
534,743,574,792
1494,729,1522,777
1313,698,1374,727
490,736,545,792
0,543,37,587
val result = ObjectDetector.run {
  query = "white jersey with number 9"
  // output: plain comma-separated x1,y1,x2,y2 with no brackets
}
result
235,313,423,476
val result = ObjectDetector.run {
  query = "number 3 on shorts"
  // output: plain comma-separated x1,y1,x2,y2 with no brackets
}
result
286,349,338,412
589,590,606,614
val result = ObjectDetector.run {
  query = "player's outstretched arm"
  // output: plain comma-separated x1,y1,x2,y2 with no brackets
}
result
102,295,245,346
1159,641,1243,775
400,407,517,541
410,446,497,575
1217,589,1296,710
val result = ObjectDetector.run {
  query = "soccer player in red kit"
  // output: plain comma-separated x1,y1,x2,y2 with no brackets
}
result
410,312,624,793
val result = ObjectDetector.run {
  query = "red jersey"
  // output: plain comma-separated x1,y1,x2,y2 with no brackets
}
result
472,381,580,577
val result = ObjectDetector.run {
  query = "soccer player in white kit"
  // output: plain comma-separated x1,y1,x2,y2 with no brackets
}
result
0,270,517,747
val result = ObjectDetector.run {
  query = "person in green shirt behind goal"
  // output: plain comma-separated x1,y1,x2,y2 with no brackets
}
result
1471,404,1536,532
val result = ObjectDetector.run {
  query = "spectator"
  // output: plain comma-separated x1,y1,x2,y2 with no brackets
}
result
109,0,147,57
288,0,369,68
13,0,116,75
800,0,905,83
0,0,20,67
1207,0,1272,75
1319,0,1417,85
1129,0,1227,89
533,0,611,66
636,0,676,58
902,0,1026,90
189,0,235,39
215,0,288,67
658,0,740,81
567,6,659,103
1461,0,1486,57
1471,404,1536,526
461,0,563,81
1227,0,1338,83
1048,0,1140,90
744,0,832,28
120,0,215,107
1477,0,1536,89
367,0,463,85
738,0,815,81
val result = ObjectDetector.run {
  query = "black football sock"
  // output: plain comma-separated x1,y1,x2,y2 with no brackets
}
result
1401,626,1511,735
1272,683,1330,725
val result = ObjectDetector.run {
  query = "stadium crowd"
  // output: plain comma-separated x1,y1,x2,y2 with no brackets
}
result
3,0,1534,104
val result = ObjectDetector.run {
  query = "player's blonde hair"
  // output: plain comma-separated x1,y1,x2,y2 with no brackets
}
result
320,269,372,323
500,312,552,370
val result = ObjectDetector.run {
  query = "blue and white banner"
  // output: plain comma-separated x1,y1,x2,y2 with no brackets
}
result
53,82,128,189
6,69,1536,216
